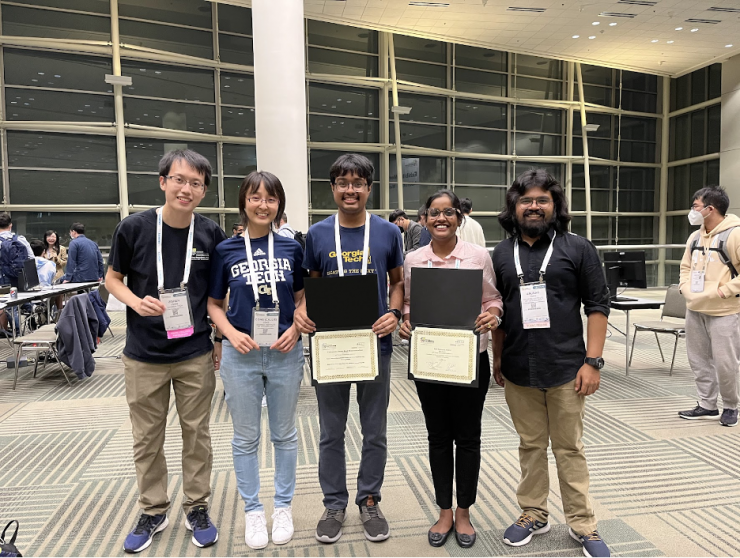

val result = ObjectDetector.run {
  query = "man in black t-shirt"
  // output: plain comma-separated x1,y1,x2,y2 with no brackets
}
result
106,150,227,554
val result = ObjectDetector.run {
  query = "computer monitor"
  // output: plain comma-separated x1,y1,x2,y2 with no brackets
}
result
18,258,40,292
603,250,647,300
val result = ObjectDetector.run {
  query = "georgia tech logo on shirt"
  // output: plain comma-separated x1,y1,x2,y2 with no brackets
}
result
230,258,293,290
191,247,209,261
328,249,373,264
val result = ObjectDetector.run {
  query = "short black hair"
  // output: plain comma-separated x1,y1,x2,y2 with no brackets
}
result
498,169,571,236
418,205,427,220
70,222,85,234
30,239,45,257
159,149,212,187
388,209,407,223
693,185,729,216
329,153,374,187
460,197,473,214
0,212,11,229
232,222,242,232
238,171,286,229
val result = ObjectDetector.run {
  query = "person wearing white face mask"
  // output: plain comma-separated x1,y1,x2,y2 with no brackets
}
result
678,185,740,428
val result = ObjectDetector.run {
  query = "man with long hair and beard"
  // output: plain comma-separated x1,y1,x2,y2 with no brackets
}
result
491,169,611,558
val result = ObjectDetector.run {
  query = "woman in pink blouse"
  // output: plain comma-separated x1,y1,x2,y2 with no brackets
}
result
400,189,503,549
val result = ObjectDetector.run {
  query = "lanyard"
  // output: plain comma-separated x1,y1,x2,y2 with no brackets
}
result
156,207,194,292
244,231,279,308
334,212,371,277
514,232,556,285
427,258,461,269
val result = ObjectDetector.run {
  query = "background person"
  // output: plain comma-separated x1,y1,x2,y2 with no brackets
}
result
208,171,305,549
399,189,502,549
232,223,244,237
389,209,423,255
678,185,740,428
277,212,296,239
30,239,56,287
456,198,486,248
42,229,67,283
62,222,104,283
418,205,432,248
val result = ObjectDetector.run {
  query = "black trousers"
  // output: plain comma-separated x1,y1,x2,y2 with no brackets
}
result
415,350,491,510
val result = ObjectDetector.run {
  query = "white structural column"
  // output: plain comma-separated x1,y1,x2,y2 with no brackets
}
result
252,0,309,232
111,0,130,218
721,55,740,215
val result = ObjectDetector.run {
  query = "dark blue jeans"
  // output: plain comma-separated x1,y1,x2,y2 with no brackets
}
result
315,352,392,509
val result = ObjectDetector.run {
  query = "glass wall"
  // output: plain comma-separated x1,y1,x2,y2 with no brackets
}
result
0,0,722,284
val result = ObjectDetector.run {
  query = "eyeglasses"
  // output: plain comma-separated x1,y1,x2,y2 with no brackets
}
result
334,181,368,192
165,175,205,192
247,196,279,206
691,204,710,211
518,197,553,207
427,207,460,218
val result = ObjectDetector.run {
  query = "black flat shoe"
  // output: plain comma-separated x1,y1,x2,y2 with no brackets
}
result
428,521,454,547
455,522,476,548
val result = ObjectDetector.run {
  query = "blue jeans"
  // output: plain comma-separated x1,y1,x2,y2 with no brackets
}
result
220,339,304,512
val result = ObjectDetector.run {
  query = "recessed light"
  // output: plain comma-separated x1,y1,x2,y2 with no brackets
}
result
675,26,683,30
592,21,600,25
667,40,674,43
651,39,658,42
691,28,699,32
572,35,580,38
609,22,617,26
588,35,596,39
727,44,734,47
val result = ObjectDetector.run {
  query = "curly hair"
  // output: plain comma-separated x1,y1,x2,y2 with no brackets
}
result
498,169,571,236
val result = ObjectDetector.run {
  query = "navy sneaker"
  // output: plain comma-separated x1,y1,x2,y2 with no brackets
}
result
569,527,610,558
185,506,218,548
720,408,738,427
503,513,550,547
123,513,168,553
678,404,719,420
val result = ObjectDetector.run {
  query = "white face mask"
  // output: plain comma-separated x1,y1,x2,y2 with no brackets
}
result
688,207,707,226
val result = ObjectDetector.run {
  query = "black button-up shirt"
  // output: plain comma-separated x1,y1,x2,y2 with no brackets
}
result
492,228,610,388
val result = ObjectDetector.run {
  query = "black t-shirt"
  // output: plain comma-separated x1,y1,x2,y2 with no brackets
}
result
108,209,228,363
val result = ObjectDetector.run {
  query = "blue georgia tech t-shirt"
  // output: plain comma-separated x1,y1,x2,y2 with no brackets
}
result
209,233,304,337
303,214,404,355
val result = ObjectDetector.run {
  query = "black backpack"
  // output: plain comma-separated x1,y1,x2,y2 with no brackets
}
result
689,226,739,279
0,520,21,557
0,235,28,282
293,230,306,252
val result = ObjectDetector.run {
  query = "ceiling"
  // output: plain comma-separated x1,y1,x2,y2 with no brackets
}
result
249,0,740,77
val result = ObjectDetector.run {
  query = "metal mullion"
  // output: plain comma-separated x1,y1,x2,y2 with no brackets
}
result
217,30,253,40
6,84,113,97
121,48,254,73
454,64,507,77
394,56,447,69
305,44,379,59
123,124,252,143
213,0,225,230
0,37,112,58
667,97,720,118
1,2,110,19
378,32,389,211
397,82,575,110
666,152,719,167
0,203,121,211
117,16,213,33
307,76,384,90
123,93,215,106
0,39,9,205
446,41,452,190
1,121,116,135
308,111,379,122
8,167,118,173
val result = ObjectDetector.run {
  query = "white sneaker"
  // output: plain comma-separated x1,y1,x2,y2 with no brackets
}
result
271,506,294,545
244,510,268,550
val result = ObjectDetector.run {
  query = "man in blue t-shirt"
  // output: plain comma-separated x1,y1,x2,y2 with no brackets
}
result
295,154,404,545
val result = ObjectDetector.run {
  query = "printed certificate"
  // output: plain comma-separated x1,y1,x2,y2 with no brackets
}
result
409,327,478,386
311,329,379,384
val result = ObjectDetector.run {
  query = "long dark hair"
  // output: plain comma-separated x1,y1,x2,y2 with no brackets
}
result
43,229,61,253
238,171,286,230
498,169,571,236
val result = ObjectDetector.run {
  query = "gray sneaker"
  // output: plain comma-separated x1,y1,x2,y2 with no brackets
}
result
359,496,390,542
720,408,738,427
315,507,345,544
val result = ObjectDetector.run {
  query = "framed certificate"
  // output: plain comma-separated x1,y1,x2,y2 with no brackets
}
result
310,329,380,385
408,327,479,387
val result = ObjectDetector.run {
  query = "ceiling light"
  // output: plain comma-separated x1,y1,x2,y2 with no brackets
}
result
667,40,674,43
588,35,596,39
691,28,699,32
584,123,600,132
609,22,617,26
675,27,683,30
651,39,658,42
572,35,579,38
727,44,734,47
592,21,600,25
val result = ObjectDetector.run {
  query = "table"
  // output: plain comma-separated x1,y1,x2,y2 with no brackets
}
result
610,297,665,375
0,282,100,340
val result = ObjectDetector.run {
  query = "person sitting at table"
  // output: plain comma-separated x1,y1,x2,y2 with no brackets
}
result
31,239,56,287
399,189,503,549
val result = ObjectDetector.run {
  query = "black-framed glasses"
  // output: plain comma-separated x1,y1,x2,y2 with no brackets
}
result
427,207,460,218
165,175,205,192
518,197,552,207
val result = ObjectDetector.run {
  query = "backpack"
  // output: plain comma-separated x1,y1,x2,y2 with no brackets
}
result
689,226,740,279
0,235,28,281
293,230,306,252
0,520,21,557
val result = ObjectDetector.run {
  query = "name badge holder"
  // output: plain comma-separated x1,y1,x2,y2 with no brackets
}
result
514,233,556,330
156,208,196,339
690,235,718,293
245,230,280,347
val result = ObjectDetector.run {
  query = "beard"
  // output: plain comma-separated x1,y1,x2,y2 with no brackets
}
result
517,209,555,238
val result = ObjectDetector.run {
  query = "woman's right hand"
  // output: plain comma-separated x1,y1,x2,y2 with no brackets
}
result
228,330,260,354
399,319,412,340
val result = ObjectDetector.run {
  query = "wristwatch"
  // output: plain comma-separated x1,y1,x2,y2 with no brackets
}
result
584,356,604,369
213,336,223,343
390,308,402,321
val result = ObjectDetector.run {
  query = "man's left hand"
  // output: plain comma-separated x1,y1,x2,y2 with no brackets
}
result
575,363,600,396
212,342,222,370
372,312,399,338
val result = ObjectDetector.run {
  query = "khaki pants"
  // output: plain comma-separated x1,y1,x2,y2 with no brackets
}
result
504,379,597,535
123,351,216,515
